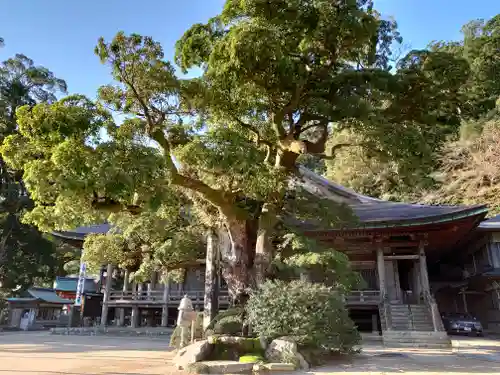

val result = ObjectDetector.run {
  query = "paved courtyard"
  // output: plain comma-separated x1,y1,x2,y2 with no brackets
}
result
0,332,500,374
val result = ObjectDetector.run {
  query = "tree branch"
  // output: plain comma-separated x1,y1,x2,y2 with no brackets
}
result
273,84,305,139
299,121,327,134
232,116,273,148
302,122,329,154
150,129,246,219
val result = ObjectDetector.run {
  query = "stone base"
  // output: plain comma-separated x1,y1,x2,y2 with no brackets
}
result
382,330,452,349
50,327,173,338
195,361,254,374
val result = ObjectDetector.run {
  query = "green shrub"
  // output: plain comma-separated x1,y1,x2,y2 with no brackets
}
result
169,312,204,349
246,280,360,353
204,308,244,337
213,315,243,335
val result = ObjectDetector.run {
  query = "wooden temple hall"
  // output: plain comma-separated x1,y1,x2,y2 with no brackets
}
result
52,168,500,346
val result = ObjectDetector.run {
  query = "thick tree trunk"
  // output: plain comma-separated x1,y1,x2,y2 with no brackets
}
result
254,203,277,285
219,218,255,304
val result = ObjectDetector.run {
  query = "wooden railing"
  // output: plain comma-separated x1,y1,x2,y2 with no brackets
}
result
345,290,380,304
423,291,445,332
108,289,230,305
108,289,379,306
379,292,392,331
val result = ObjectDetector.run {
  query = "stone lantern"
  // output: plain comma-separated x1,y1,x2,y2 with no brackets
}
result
177,295,196,348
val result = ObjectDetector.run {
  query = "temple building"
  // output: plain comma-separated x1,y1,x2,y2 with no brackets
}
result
50,168,500,347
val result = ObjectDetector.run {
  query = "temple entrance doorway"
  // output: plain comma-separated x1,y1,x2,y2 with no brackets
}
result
398,259,415,304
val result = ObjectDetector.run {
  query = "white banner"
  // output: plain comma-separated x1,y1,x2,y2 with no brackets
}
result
74,253,86,307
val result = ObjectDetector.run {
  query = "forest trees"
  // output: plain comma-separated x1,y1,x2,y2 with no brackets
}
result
326,13,500,201
0,51,70,290
0,0,473,302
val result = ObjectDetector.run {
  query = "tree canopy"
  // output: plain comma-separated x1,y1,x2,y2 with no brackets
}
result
0,52,70,292
0,0,478,298
326,13,500,202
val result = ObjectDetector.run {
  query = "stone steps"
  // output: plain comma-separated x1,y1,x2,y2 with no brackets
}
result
388,304,435,332
382,331,452,349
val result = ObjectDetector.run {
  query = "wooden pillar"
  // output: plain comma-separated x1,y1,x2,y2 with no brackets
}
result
161,276,170,327
118,269,129,326
204,230,220,330
419,241,431,295
376,245,386,297
137,282,143,300
147,272,157,298
131,306,139,328
393,260,402,301
100,264,113,327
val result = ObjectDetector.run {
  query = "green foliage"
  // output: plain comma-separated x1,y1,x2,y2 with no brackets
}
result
212,315,243,336
239,354,264,363
204,307,244,337
204,307,244,332
207,336,263,361
246,280,360,353
0,53,69,292
273,232,362,293
1,3,482,298
430,15,500,118
421,113,500,216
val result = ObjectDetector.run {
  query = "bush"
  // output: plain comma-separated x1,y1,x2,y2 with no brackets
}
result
213,315,243,335
246,280,360,353
170,312,204,349
204,307,244,337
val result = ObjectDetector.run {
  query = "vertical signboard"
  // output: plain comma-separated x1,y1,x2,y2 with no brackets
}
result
74,252,87,307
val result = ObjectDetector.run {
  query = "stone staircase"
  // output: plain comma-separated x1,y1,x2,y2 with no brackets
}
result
390,304,434,331
379,302,451,348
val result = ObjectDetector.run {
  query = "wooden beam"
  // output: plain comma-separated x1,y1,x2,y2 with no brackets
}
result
384,255,419,260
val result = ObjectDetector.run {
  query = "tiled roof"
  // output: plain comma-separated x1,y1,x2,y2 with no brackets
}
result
7,288,73,304
292,166,488,229
478,215,500,230
53,276,97,293
51,168,489,237
52,223,112,240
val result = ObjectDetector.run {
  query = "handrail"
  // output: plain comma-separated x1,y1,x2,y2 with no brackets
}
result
108,289,230,303
423,291,445,332
379,292,392,331
345,290,380,303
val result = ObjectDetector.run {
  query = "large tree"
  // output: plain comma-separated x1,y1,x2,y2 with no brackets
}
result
0,54,68,291
1,0,469,301
430,15,500,118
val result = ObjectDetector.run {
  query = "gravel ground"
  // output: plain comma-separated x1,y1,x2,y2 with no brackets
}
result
0,332,499,375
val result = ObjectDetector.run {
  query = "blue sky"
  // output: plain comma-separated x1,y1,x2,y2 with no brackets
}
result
1,0,499,99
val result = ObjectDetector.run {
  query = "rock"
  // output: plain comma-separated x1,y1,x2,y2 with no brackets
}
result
185,362,211,374
265,339,310,370
197,360,254,374
262,363,296,371
173,340,213,370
